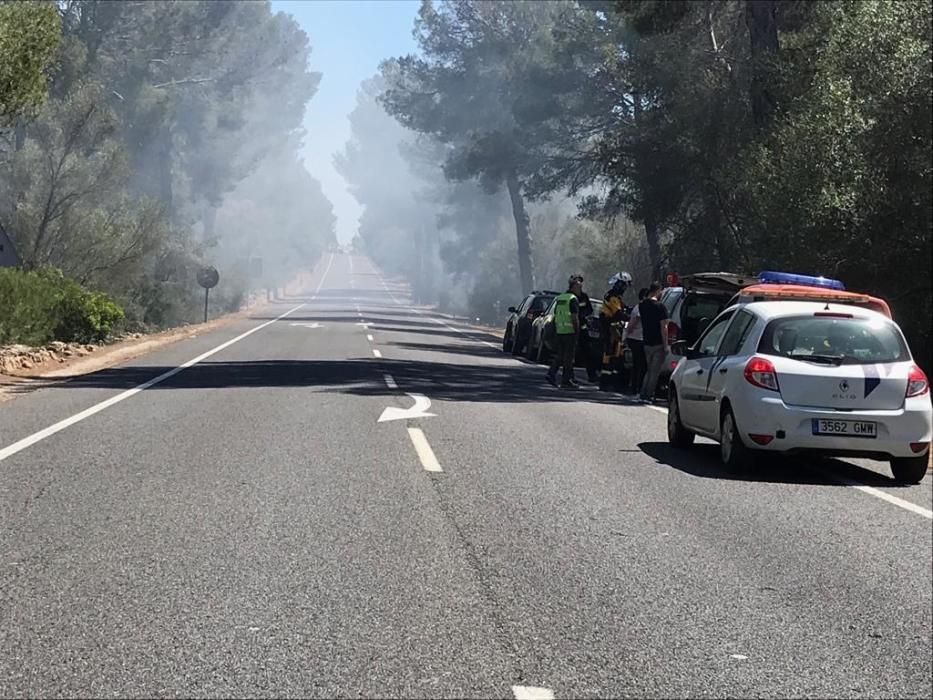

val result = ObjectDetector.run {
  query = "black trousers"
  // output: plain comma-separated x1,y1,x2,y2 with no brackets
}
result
579,333,600,380
548,333,577,384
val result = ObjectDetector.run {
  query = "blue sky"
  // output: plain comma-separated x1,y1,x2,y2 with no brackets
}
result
272,0,420,243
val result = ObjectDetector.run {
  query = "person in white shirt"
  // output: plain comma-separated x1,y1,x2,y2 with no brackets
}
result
623,287,648,394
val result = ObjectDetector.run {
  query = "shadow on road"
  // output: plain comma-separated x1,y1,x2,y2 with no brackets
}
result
638,441,906,487
43,358,623,406
387,340,505,359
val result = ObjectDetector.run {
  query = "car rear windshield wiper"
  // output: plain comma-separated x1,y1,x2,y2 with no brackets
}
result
786,352,846,365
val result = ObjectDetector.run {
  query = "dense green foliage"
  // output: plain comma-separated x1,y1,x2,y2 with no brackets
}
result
368,0,930,365
0,1,60,124
0,266,123,345
1,0,335,339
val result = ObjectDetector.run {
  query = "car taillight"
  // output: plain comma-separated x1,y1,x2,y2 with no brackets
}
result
667,321,680,343
906,365,929,397
744,356,780,392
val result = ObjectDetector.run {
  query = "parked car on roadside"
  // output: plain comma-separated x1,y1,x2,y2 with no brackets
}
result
502,291,558,356
527,297,604,366
667,300,931,484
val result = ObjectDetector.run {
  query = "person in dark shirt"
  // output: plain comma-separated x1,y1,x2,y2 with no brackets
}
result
574,278,599,383
638,282,669,403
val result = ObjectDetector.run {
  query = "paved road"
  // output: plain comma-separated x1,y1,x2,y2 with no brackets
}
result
1,253,930,699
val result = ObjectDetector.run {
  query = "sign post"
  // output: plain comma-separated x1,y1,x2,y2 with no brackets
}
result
196,266,220,323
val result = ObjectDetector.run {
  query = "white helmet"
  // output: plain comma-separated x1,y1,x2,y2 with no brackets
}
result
608,271,633,286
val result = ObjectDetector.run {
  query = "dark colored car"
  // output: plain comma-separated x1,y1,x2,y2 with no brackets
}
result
502,291,558,356
527,298,604,367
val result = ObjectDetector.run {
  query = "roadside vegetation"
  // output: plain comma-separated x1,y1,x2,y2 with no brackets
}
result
341,0,931,368
0,266,122,345
0,0,335,346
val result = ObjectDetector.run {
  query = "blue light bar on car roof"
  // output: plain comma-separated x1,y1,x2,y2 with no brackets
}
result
758,270,845,291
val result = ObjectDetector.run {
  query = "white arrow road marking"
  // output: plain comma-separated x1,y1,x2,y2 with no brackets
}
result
378,393,436,423
407,428,442,472
289,322,323,329
512,687,554,700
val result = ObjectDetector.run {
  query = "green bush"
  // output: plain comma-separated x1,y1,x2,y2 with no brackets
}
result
55,287,125,343
0,266,124,345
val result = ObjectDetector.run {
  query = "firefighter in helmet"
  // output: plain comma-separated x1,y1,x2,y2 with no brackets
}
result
598,271,633,390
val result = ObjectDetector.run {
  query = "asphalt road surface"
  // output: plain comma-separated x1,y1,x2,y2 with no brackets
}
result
1,253,930,699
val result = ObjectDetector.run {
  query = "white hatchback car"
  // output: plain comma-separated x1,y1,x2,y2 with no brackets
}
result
667,301,932,483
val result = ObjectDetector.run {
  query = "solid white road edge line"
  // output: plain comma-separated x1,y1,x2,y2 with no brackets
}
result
0,253,336,465
512,686,555,700
372,349,382,358
0,303,306,464
641,400,931,519
407,428,442,472
830,476,933,519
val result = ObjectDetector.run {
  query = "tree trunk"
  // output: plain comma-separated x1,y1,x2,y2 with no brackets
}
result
644,208,662,281
746,0,780,128
505,170,535,294
157,122,174,225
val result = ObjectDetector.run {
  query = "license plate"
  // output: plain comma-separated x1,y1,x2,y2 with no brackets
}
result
811,419,877,438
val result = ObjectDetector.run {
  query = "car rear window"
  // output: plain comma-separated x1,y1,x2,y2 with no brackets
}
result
660,289,682,315
758,315,909,365
681,293,730,343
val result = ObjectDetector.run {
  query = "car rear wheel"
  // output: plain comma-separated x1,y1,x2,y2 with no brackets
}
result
720,407,751,473
667,392,695,448
536,338,549,364
526,334,538,360
511,328,525,356
502,325,513,353
890,455,928,484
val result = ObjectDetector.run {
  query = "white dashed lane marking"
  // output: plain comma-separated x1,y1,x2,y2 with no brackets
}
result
407,428,442,472
512,686,555,700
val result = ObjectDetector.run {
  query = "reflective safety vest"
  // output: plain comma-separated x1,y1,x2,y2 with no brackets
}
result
553,292,577,334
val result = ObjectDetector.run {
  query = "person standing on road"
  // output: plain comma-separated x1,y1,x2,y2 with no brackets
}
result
623,287,648,395
638,282,669,404
575,277,599,383
598,272,632,391
546,275,582,389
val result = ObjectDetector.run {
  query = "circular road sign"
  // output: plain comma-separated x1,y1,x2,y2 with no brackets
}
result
197,266,220,289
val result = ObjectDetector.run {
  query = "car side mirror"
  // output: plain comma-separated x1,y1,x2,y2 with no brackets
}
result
671,340,690,357
508,306,517,313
